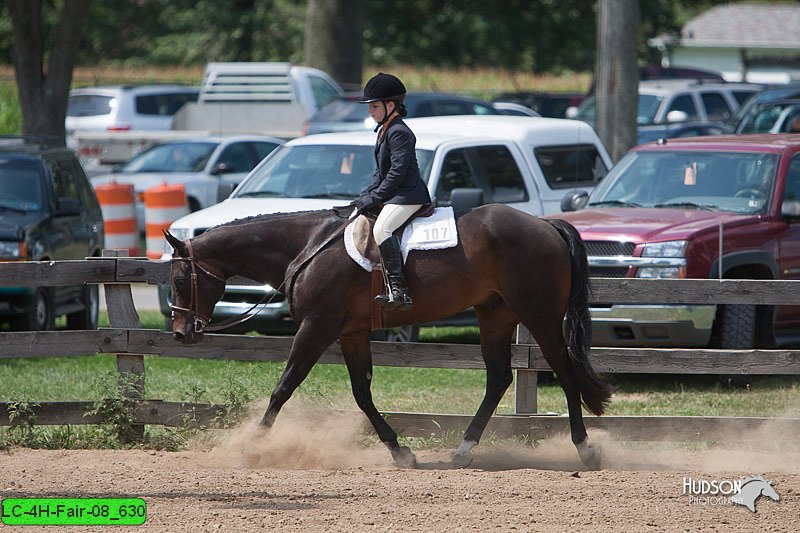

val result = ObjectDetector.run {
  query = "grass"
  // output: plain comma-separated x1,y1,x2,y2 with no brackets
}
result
2,310,800,449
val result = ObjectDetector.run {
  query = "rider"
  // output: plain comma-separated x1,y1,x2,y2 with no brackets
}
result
352,73,432,312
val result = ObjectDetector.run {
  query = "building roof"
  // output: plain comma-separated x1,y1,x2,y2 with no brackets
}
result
679,3,800,49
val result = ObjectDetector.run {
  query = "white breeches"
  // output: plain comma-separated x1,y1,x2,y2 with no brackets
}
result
373,203,423,244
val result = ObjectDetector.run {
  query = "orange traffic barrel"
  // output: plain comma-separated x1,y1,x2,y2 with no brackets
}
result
94,182,139,256
144,183,189,260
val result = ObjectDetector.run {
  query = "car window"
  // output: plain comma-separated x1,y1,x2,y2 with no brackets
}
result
783,154,800,202
121,142,217,173
251,141,281,161
435,148,479,204
634,94,662,124
308,75,340,109
732,91,757,106
217,142,257,173
666,94,698,121
66,158,99,211
414,101,436,117
534,144,608,189
66,95,114,117
49,159,80,203
473,145,528,203
779,108,800,133
701,92,732,121
313,99,366,122
135,91,198,116
0,157,43,211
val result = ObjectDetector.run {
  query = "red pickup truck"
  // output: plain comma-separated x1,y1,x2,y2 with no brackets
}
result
556,134,800,349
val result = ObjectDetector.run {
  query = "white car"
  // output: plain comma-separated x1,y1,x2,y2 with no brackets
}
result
160,115,612,338
91,136,283,233
66,85,199,144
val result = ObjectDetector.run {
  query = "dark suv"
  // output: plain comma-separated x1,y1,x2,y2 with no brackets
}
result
0,137,104,330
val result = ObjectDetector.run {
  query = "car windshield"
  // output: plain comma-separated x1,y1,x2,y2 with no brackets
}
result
120,141,217,172
587,150,778,214
234,144,434,199
0,157,42,211
312,98,367,122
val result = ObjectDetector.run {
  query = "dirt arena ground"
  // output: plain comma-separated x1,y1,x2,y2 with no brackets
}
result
1,406,798,532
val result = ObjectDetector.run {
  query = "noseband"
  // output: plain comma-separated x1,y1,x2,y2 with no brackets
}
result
170,239,227,333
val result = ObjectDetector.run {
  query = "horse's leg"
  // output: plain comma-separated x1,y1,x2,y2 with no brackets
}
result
340,331,417,468
258,321,337,428
525,317,602,470
452,300,518,467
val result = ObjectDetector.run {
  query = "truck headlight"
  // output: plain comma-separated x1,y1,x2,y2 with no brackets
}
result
641,240,687,258
0,240,26,259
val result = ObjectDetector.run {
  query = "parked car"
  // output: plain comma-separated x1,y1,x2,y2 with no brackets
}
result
90,136,282,233
729,82,800,129
557,133,800,349
66,85,199,142
302,91,499,135
0,137,104,331
572,80,762,126
161,115,612,338
492,91,585,118
636,121,734,145
734,99,800,134
492,101,541,117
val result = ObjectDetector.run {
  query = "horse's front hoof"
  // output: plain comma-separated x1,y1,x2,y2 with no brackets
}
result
451,453,474,469
576,439,603,470
392,445,417,468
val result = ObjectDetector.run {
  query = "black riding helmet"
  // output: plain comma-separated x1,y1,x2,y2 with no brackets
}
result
359,73,407,131
358,73,406,103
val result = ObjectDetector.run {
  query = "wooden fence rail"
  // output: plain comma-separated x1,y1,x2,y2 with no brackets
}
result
1,257,799,444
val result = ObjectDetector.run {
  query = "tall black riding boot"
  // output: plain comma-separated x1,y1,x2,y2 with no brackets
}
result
375,235,413,311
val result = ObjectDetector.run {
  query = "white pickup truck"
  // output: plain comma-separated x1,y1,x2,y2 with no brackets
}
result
159,115,612,339
76,62,344,166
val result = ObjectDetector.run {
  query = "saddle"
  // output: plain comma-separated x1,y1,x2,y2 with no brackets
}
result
352,202,436,265
353,202,435,332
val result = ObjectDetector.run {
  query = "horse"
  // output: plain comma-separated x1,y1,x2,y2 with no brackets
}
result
165,203,613,469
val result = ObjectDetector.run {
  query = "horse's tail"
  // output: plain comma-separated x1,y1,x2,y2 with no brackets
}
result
548,218,613,416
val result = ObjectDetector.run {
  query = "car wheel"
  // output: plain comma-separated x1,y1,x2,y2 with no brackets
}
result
717,303,756,387
13,287,55,331
370,325,420,343
67,284,99,330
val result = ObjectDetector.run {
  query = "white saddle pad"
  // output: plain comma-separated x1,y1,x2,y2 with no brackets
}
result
344,206,458,272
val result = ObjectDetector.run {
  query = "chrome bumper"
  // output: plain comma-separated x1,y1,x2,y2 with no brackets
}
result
590,304,716,347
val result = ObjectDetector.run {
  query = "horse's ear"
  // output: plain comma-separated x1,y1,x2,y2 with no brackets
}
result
164,230,188,257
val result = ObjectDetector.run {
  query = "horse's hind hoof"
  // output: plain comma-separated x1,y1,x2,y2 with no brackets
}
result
451,453,473,469
392,446,417,469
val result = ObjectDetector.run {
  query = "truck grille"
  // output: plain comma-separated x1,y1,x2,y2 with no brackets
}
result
585,241,635,278
584,241,636,256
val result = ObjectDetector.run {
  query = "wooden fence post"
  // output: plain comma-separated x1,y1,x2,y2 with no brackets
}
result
102,249,145,441
514,325,538,414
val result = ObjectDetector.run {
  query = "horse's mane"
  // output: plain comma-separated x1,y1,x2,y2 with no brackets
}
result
203,208,348,236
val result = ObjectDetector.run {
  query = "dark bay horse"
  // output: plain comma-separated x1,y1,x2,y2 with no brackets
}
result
165,203,613,469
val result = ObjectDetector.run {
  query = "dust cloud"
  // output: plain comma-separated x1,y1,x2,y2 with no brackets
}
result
196,400,800,474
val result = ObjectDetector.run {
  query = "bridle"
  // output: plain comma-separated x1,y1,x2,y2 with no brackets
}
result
169,239,227,333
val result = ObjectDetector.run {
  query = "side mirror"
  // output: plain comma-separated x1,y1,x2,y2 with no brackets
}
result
210,162,233,175
666,110,689,123
448,188,484,212
561,191,589,212
782,200,800,218
55,197,81,216
565,106,579,119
